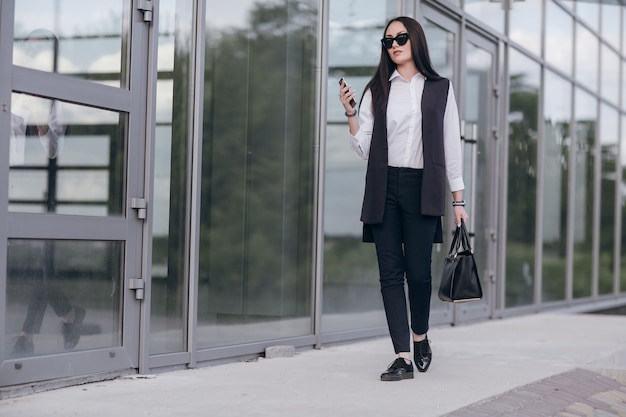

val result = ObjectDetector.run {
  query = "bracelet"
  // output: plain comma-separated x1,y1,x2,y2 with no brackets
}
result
452,200,465,207
345,109,357,117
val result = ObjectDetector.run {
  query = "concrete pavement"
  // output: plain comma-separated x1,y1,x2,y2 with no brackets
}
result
1,313,626,417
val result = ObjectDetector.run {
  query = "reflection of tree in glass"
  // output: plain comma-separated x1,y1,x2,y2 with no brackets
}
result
199,2,317,319
506,72,539,307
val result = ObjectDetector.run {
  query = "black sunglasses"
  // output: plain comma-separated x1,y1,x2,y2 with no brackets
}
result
381,33,409,49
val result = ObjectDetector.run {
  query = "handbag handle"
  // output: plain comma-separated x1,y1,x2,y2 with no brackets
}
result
447,219,473,257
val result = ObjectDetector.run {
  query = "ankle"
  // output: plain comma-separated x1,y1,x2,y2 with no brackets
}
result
413,333,426,343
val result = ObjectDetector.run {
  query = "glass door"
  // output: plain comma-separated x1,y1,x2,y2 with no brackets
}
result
421,3,499,324
421,7,461,326
456,29,499,323
1,0,152,386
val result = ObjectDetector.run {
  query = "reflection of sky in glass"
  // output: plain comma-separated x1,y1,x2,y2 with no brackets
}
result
14,0,125,37
599,104,618,146
423,21,454,81
575,25,598,92
545,1,573,76
600,45,619,105
509,48,540,85
328,0,388,68
509,0,541,57
576,88,596,121
544,71,571,123
576,1,599,32
464,0,504,34
13,0,125,79
600,3,621,51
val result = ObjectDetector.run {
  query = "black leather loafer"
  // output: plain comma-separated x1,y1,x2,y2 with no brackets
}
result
414,338,432,372
380,358,414,381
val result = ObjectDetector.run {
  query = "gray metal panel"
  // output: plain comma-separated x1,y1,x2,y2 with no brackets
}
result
7,213,130,240
12,67,133,113
0,347,134,386
148,352,192,369
193,335,318,364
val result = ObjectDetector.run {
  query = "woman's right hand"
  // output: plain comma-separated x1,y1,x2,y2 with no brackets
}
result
339,79,356,112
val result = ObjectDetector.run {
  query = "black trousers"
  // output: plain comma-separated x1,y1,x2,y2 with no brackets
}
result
370,167,438,354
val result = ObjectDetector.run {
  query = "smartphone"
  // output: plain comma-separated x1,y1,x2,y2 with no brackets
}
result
339,78,356,108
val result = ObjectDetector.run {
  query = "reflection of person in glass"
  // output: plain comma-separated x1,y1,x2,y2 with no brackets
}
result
10,29,85,358
339,17,468,381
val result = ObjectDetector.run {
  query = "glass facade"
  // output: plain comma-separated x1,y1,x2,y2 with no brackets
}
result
149,0,194,356
1,0,626,388
573,88,597,299
542,71,570,303
321,0,400,336
197,0,317,348
506,49,540,307
599,104,618,295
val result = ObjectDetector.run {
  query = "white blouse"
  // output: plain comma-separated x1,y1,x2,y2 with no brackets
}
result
349,70,465,192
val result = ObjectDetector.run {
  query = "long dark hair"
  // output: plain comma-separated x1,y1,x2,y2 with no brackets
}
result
362,16,441,112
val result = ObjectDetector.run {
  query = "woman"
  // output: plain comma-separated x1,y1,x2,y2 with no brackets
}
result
339,16,468,381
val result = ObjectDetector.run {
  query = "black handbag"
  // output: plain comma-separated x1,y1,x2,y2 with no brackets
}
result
438,219,483,303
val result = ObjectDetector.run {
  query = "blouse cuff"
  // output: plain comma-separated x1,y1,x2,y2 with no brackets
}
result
448,177,465,193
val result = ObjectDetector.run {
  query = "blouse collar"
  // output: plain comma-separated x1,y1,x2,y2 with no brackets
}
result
389,69,426,82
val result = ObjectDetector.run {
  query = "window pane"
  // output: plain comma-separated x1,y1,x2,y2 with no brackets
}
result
462,42,493,312
600,44,619,105
576,0,599,32
321,1,402,334
506,49,540,307
575,25,598,92
601,2,621,51
573,89,596,299
464,0,504,34
5,239,123,358
424,20,455,80
542,71,571,303
509,0,541,56
148,0,193,356
622,5,626,55
623,59,626,109
9,93,126,216
13,0,130,87
599,105,618,295
545,1,573,76
199,1,317,347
